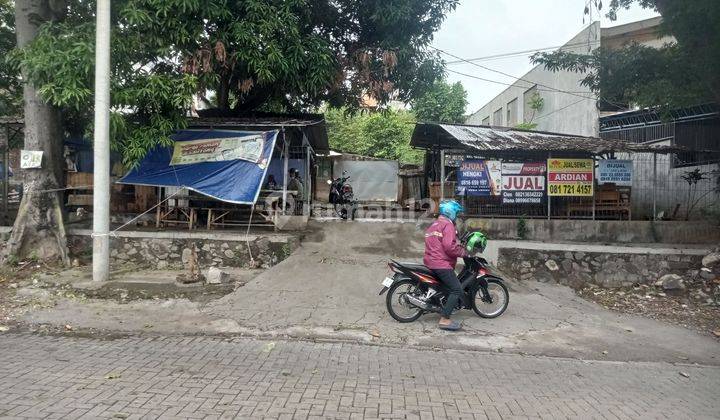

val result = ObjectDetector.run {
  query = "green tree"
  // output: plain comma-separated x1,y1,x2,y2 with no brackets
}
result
6,0,457,263
532,0,720,110
12,0,459,166
0,0,20,115
326,108,422,164
5,0,71,264
515,91,543,130
410,79,467,123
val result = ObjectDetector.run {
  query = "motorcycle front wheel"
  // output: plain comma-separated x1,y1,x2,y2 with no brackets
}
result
472,279,509,318
386,278,423,323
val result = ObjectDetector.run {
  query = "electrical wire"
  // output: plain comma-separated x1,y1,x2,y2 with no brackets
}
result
445,68,593,94
431,45,599,102
445,39,601,65
439,46,628,111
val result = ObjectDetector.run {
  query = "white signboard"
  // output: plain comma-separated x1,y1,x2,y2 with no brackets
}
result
20,150,43,169
501,162,546,204
598,160,633,186
170,135,264,166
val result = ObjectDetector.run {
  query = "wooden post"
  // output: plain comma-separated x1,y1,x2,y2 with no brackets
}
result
305,144,311,216
155,187,161,228
440,149,446,200
592,156,596,220
281,129,288,215
652,152,657,220
547,153,551,220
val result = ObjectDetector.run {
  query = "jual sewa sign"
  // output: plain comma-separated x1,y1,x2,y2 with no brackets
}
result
170,135,264,166
547,158,594,196
501,162,546,204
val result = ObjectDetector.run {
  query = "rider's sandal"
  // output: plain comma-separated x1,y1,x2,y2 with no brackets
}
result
438,320,461,331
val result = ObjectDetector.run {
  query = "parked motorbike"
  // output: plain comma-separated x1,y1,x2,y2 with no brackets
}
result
379,232,509,322
327,171,357,220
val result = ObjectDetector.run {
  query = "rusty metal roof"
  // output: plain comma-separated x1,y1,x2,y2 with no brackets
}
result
411,123,693,155
188,111,329,153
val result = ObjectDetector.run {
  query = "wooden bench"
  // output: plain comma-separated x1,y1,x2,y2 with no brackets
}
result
206,207,274,229
155,204,198,229
566,190,631,220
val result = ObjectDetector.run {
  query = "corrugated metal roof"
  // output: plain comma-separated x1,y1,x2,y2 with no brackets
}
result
411,123,692,154
188,112,329,153
440,124,632,153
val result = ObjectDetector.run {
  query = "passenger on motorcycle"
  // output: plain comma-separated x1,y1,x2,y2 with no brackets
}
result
424,200,467,331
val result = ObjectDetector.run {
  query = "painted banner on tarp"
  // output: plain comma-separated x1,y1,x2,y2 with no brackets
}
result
547,158,593,196
456,159,502,196
170,134,264,166
598,159,633,186
501,162,546,204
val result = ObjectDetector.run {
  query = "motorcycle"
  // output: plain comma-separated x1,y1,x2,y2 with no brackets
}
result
378,232,509,322
327,170,357,220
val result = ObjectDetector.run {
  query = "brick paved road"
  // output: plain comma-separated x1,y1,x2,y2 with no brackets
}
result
0,334,718,419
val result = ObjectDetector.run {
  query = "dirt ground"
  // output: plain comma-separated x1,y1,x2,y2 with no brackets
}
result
578,282,720,337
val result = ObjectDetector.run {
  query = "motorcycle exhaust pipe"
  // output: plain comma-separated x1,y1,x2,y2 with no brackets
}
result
404,294,440,313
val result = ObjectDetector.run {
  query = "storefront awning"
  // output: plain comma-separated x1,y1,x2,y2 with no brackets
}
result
118,129,279,204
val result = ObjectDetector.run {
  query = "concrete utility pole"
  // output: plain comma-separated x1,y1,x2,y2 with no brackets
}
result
92,0,111,282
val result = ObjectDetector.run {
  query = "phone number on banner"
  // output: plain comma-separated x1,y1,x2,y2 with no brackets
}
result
548,184,592,196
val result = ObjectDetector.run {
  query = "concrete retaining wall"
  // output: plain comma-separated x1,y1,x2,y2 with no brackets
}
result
67,229,299,270
498,246,704,288
466,218,720,244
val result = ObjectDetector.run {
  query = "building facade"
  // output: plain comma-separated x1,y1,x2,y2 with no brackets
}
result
466,17,673,137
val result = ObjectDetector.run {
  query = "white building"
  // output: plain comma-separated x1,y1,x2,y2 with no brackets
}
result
466,17,673,137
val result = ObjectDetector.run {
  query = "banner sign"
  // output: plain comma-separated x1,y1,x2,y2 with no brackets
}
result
547,158,593,196
170,135,264,166
501,162,546,204
598,159,633,186
456,159,502,196
20,150,43,169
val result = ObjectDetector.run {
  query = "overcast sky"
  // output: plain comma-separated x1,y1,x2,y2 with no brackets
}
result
432,0,660,115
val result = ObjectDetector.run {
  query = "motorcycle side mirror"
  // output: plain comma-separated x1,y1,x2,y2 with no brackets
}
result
326,179,333,185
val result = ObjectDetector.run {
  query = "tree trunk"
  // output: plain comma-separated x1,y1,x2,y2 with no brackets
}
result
4,0,70,265
217,73,230,111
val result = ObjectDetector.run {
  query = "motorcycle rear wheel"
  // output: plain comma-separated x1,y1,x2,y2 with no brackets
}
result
472,279,509,318
386,279,423,323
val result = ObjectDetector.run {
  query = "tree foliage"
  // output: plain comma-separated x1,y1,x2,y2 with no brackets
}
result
325,108,422,164
410,79,467,123
10,0,458,165
532,0,720,110
0,0,20,116
515,91,543,130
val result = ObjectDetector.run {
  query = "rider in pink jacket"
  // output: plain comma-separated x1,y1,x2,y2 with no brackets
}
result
423,215,467,270
423,200,467,331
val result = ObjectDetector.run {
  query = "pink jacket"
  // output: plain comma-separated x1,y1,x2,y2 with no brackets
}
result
423,216,467,270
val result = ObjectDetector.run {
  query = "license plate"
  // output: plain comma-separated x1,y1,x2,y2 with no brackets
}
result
381,277,394,288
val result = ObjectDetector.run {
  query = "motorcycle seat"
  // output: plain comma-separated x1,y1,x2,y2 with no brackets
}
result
392,260,434,276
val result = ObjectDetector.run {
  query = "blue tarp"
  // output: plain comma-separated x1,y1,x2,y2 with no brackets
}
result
118,129,279,205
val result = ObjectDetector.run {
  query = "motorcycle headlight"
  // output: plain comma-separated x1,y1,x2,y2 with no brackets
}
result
326,179,332,185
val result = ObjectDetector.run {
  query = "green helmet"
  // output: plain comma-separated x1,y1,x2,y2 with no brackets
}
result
466,231,488,253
